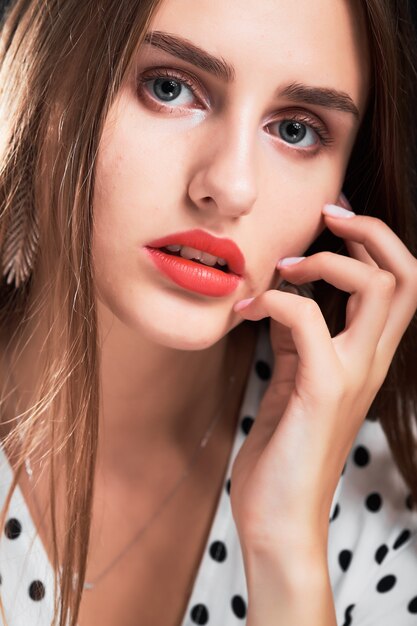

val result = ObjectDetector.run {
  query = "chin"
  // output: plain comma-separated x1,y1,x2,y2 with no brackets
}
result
99,289,236,350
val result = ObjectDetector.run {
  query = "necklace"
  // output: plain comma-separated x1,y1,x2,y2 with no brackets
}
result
12,339,239,592
83,368,236,591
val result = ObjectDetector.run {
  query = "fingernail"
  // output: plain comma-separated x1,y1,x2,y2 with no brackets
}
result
276,256,306,268
233,297,255,312
323,204,356,219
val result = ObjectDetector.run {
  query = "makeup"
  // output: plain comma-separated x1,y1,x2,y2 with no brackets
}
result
143,247,242,296
143,228,245,297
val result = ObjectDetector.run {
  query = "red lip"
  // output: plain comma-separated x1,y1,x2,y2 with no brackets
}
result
145,229,245,276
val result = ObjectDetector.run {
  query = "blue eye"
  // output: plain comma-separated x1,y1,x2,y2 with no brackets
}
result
146,76,196,107
278,120,317,148
139,69,333,148
153,77,181,100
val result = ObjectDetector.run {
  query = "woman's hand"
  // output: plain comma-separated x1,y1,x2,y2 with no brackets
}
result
229,197,417,560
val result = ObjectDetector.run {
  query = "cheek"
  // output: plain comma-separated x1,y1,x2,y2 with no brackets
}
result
257,158,343,288
90,98,203,320
92,104,189,259
262,161,340,241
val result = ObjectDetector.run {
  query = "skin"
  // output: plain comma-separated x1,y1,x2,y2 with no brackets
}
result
92,0,369,484
6,0,417,623
79,8,374,616
232,204,417,625
69,3,373,617
89,0,417,626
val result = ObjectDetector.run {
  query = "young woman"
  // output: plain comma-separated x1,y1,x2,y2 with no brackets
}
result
0,0,417,624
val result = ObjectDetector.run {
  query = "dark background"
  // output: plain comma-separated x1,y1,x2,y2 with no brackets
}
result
0,0,9,19
412,3,417,27
1,0,417,41
0,2,416,30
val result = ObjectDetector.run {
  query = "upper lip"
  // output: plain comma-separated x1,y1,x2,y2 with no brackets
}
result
145,228,245,276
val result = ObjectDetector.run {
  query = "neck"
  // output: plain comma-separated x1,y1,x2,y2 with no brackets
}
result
95,300,256,482
0,299,258,485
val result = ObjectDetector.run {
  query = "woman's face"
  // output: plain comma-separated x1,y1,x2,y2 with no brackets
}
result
93,0,369,350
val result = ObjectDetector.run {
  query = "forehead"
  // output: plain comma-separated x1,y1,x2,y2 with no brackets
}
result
150,0,370,113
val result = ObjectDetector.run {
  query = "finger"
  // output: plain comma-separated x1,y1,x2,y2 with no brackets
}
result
322,208,417,356
336,192,378,267
233,290,339,387
343,240,379,323
337,195,377,265
337,194,380,328
323,209,417,285
345,240,378,267
277,252,395,362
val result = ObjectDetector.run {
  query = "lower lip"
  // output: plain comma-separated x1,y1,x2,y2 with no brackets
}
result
143,247,242,297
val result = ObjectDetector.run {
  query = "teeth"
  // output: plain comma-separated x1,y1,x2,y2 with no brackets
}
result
179,246,216,266
165,245,228,268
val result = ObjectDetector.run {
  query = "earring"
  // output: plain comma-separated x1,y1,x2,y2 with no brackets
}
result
1,180,40,288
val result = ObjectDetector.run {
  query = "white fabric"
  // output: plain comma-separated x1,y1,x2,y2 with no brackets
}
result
0,319,416,625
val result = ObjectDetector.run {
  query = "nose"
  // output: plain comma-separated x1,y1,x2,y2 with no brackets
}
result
187,115,259,218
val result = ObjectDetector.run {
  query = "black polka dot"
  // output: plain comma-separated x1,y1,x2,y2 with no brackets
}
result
190,604,209,624
393,529,411,550
365,492,382,512
342,603,355,626
231,595,247,619
408,596,417,614
353,445,370,467
339,550,352,572
375,544,389,564
225,478,231,495
330,503,340,522
405,493,414,511
28,580,45,601
376,574,396,593
4,518,22,540
209,540,227,562
241,416,254,435
255,360,271,381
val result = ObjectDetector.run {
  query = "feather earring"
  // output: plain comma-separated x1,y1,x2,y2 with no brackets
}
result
1,179,40,288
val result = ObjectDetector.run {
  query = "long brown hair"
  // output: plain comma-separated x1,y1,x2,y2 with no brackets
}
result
0,1,416,625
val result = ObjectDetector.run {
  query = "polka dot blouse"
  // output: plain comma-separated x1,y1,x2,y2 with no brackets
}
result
1,319,417,625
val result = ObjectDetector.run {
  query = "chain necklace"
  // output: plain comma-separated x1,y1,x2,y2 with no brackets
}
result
84,368,236,591
12,339,238,592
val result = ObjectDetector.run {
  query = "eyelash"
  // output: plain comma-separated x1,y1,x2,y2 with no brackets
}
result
137,67,334,150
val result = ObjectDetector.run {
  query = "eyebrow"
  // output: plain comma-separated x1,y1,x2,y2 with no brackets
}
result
144,30,235,82
143,30,360,120
279,83,360,120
